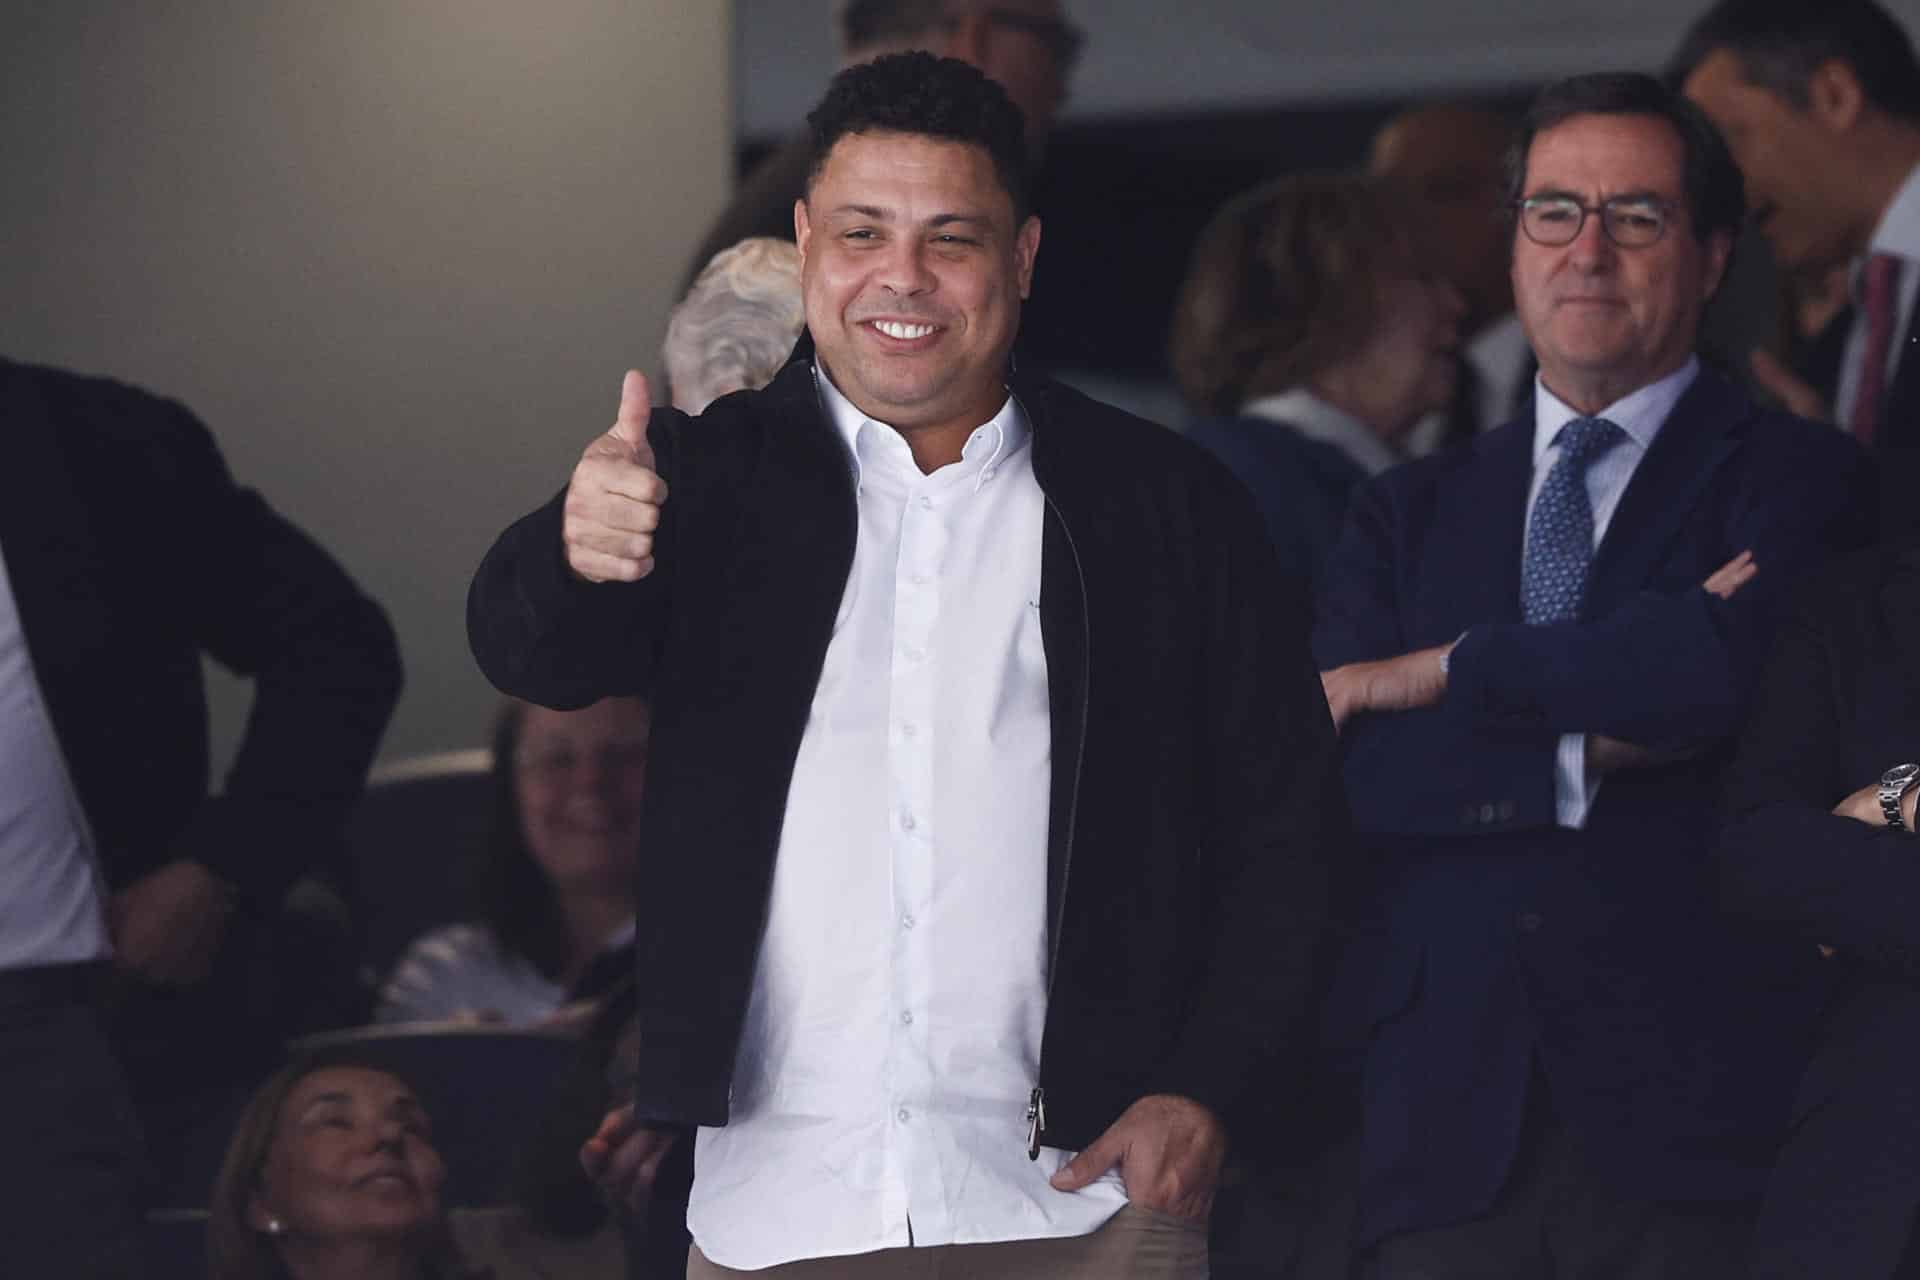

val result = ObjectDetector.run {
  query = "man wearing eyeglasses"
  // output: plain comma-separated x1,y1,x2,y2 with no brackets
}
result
681,0,1082,294
1313,73,1872,1278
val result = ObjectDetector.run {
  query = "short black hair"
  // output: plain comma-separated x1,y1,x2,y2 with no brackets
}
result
1506,71,1746,245
805,51,1031,220
1667,0,1920,122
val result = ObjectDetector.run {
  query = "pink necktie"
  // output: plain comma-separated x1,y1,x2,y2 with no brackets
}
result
1849,252,1902,446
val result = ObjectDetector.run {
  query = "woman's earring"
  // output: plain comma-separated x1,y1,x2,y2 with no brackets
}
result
266,1217,286,1236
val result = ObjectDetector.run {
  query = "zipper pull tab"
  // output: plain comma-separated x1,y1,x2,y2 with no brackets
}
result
1025,1086,1046,1161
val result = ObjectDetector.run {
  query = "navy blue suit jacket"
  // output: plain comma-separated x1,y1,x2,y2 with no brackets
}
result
1313,367,1874,1247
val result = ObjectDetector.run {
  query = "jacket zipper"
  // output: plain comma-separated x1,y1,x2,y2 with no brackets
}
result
1029,480,1091,1159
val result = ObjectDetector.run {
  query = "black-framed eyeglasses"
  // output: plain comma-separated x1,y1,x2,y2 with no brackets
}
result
980,8,1085,69
1514,194,1678,248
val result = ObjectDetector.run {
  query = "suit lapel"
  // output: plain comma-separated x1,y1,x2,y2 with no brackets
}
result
1427,417,1534,631
1582,370,1743,614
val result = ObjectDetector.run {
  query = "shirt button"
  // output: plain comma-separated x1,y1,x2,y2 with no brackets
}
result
982,468,997,482
910,572,930,586
897,1107,912,1123
1517,911,1543,933
900,811,917,832
900,1011,914,1025
917,495,934,510
900,722,918,739
901,914,916,930
902,647,926,664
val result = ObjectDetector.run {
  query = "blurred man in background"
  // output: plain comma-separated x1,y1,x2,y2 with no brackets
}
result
1369,103,1531,454
1674,0,1920,530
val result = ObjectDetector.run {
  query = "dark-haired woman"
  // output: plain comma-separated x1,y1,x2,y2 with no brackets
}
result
207,1058,482,1280
377,698,646,1025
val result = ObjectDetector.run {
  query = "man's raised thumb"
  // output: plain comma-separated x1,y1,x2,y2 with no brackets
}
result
611,369,653,453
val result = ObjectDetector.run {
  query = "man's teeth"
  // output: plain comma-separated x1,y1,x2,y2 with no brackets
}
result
873,321,935,340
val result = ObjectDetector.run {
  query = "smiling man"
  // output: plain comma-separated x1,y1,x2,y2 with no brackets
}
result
467,52,1343,1279
1671,0,1920,533
1314,73,1872,1278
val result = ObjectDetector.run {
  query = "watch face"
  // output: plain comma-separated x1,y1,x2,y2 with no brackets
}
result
1886,763,1920,787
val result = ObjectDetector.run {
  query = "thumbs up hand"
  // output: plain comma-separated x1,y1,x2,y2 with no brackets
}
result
564,370,670,582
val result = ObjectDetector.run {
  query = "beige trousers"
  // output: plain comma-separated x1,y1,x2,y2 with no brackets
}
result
685,1204,1209,1279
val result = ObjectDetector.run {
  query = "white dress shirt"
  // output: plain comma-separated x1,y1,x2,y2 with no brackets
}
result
1526,358,1698,829
686,369,1127,1269
1837,162,1920,434
0,540,111,969
1241,387,1401,476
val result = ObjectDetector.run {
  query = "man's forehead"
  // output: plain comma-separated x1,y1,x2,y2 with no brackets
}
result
1682,46,1776,109
809,131,1012,210
1523,114,1685,194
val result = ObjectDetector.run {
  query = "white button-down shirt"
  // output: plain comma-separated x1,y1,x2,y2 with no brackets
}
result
1837,162,1920,435
0,540,111,969
1526,358,1697,829
685,369,1127,1270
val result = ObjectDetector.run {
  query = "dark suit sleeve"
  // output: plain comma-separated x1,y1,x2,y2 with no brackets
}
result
1312,468,1410,668
466,417,679,709
1156,474,1345,1132
1445,430,1871,745
1720,581,1920,977
164,405,403,905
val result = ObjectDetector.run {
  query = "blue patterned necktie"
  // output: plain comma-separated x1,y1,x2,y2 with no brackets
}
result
1521,416,1625,624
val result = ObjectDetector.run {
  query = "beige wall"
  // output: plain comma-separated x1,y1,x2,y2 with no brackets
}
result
0,3,730,766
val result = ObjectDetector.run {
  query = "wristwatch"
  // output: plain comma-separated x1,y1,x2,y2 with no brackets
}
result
1878,763,1920,830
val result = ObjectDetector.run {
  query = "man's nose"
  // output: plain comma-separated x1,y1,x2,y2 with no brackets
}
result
370,1115,407,1152
878,240,936,295
1566,211,1617,270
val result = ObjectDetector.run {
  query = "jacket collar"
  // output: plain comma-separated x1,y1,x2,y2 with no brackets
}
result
771,330,1082,503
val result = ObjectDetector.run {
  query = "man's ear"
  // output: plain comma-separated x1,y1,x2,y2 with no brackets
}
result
794,198,812,264
1014,215,1042,300
1807,57,1866,134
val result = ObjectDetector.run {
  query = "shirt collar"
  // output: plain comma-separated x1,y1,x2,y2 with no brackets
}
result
1240,387,1401,477
813,363,1023,493
1867,162,1920,265
1531,356,1698,466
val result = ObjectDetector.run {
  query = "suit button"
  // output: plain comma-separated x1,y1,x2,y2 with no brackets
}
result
1517,911,1543,933
1497,801,1516,821
1479,803,1498,824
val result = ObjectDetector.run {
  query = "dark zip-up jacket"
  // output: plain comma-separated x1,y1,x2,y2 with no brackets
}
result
467,347,1345,1154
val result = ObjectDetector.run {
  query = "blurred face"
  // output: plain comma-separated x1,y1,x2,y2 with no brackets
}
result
249,1068,443,1248
796,131,1040,443
514,698,649,894
1512,113,1730,410
969,0,1076,157
1348,264,1464,439
1369,110,1513,328
1683,49,1857,274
